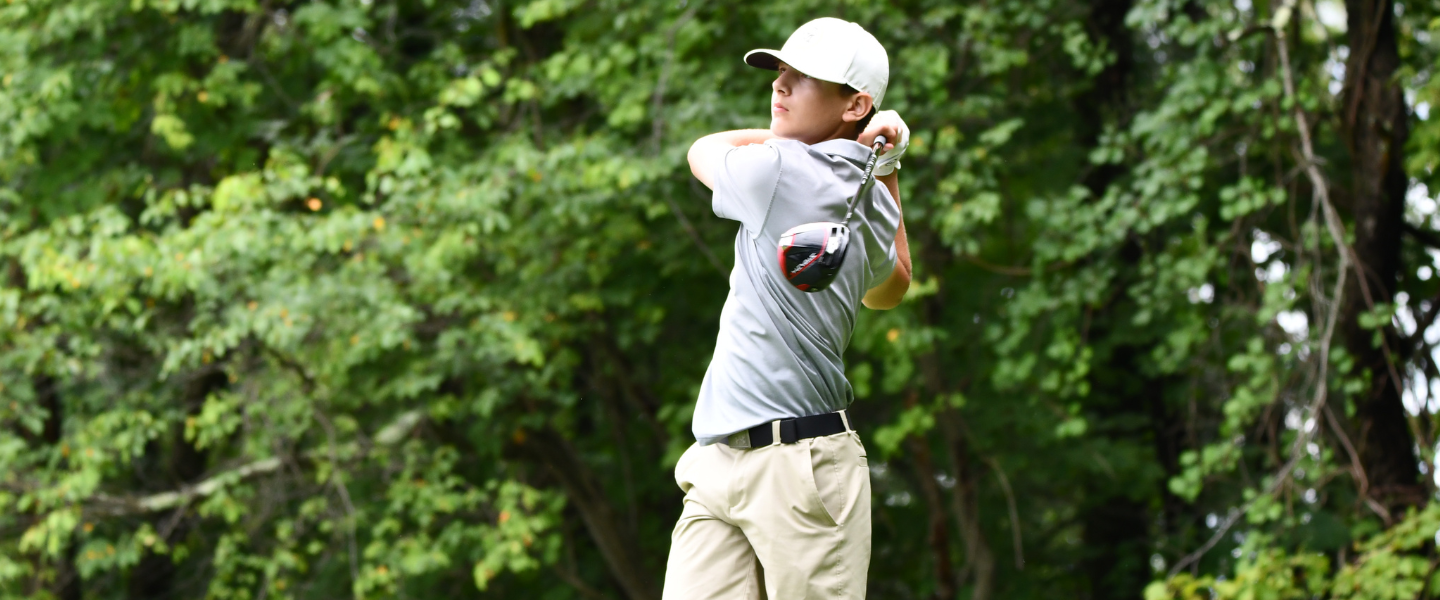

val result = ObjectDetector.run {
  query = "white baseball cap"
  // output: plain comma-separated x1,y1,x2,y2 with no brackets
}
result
744,17,890,108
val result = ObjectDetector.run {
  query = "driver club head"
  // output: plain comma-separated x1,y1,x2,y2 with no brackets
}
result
777,221,850,292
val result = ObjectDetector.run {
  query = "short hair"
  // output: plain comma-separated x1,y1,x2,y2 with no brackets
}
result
841,84,877,140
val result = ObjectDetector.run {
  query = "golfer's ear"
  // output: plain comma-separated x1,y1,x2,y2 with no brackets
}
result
844,93,873,124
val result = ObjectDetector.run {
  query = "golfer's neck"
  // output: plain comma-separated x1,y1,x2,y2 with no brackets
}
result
810,122,858,145
778,129,856,146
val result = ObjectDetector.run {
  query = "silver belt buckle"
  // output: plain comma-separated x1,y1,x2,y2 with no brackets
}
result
727,429,751,449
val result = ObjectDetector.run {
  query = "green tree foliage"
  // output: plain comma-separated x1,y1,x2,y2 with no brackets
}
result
3,0,1440,598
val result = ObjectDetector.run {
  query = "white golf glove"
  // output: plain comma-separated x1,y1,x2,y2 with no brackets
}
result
869,110,909,177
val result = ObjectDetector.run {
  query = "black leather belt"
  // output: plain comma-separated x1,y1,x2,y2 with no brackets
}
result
724,410,853,448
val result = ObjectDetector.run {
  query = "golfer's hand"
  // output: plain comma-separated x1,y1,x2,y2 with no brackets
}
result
859,111,909,176
859,111,906,153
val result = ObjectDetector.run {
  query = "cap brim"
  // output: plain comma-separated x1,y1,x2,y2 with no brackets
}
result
743,49,783,70
742,49,848,85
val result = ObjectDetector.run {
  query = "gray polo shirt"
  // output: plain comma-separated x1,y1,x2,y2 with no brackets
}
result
692,138,902,446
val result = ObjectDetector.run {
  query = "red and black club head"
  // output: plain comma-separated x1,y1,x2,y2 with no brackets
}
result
777,221,851,291
775,135,885,293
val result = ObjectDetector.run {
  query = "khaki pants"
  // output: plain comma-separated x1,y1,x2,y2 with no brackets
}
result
661,431,871,600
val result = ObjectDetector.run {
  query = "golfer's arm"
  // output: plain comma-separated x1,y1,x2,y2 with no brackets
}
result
687,129,774,190
862,172,911,310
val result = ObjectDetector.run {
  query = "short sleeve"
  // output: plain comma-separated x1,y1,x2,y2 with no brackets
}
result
862,184,902,289
712,142,782,235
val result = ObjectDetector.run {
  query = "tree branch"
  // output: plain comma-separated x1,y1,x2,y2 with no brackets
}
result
1169,12,1384,574
985,457,1025,570
1403,221,1440,250
511,426,658,600
86,410,423,516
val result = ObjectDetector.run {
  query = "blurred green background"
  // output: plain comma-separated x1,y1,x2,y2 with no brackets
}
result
5,0,1440,598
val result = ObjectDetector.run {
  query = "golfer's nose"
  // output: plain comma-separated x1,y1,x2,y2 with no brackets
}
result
772,75,788,95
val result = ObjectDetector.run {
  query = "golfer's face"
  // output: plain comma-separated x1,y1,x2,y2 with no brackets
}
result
771,62,849,142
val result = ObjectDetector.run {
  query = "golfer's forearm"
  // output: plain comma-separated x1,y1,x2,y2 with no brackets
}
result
687,129,774,189
879,173,912,279
891,220,912,278
863,173,911,310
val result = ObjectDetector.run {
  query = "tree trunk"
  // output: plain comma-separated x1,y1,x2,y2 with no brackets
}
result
30,375,83,600
1341,0,1423,514
914,301,990,599
937,411,994,600
1073,2,1161,596
1076,0,1134,197
907,431,957,600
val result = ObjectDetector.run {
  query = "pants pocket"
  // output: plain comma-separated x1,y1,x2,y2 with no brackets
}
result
807,434,865,526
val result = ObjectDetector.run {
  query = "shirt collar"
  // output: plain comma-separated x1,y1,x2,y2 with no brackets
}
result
811,138,871,165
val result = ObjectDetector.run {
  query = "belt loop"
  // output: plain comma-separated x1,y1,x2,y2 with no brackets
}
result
838,409,851,432
779,419,798,444
770,420,782,447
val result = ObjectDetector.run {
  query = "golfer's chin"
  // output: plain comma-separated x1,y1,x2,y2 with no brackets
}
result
769,119,805,142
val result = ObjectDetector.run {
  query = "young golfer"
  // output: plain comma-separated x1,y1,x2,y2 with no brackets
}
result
663,17,912,600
